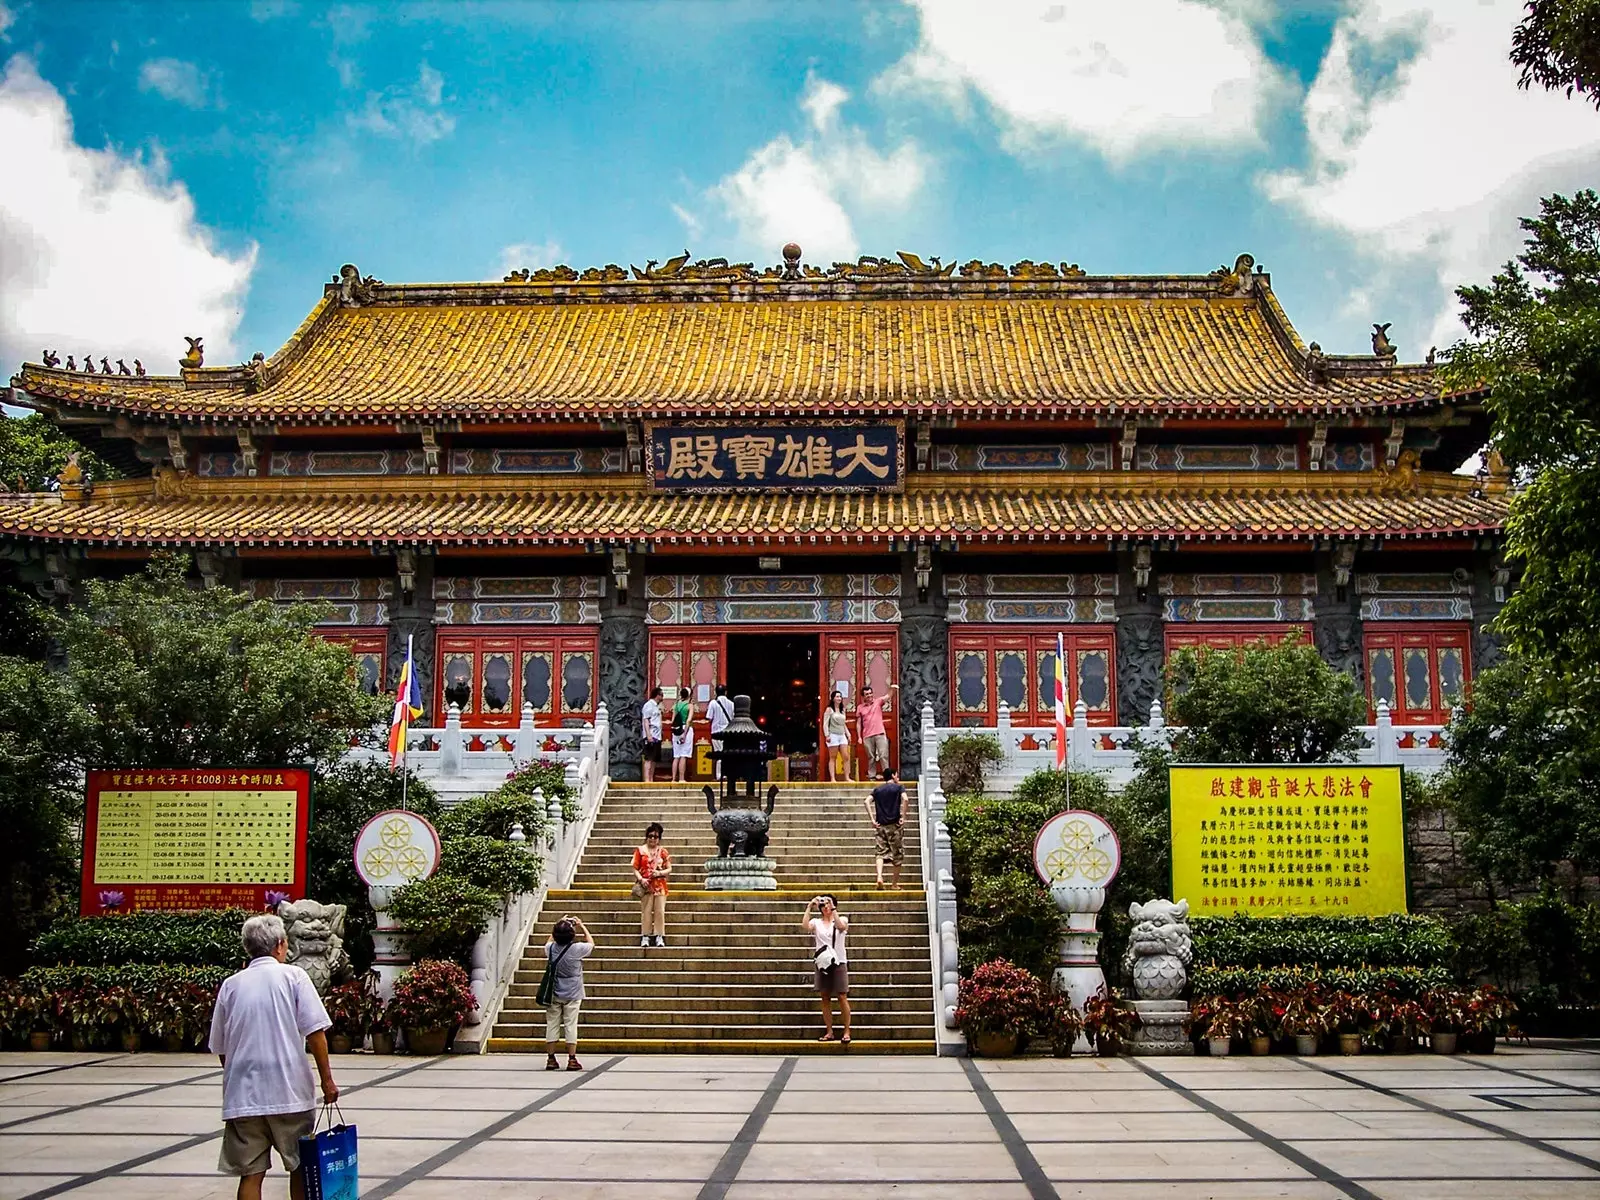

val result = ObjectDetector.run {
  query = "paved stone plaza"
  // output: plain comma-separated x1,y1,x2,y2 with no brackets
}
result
1,1046,1597,1199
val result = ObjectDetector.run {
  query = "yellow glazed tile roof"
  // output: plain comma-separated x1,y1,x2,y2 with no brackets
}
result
0,471,1505,548
10,271,1444,423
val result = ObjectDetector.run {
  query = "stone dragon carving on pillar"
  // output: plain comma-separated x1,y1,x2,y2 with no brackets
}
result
600,613,647,780
1116,615,1163,726
899,614,948,778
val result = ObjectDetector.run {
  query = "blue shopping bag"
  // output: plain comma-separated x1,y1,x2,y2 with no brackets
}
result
298,1104,358,1200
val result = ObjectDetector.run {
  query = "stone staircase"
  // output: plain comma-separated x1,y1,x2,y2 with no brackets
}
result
488,781,935,1053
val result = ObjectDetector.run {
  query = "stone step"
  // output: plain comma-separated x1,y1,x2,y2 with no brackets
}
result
504,980,931,1000
488,1036,934,1055
492,1021,931,1042
499,997,927,1020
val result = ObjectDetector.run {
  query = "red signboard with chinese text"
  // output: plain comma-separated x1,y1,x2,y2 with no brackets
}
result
80,769,311,915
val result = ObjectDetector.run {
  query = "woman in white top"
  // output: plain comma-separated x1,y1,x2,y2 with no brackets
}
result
822,690,852,782
669,694,695,783
803,894,850,1043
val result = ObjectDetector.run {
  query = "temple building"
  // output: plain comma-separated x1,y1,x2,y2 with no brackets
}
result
1,247,1509,779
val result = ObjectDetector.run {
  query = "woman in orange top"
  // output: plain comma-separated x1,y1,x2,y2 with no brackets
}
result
632,822,672,948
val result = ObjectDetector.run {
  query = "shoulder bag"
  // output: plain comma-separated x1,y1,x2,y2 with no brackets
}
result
536,943,572,1007
813,923,840,974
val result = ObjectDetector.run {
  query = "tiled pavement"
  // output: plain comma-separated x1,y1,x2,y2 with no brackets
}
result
1,1044,1597,1199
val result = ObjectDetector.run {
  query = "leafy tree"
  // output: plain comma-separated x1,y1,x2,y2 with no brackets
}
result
0,413,118,492
49,554,387,769
0,656,93,972
1164,636,1368,763
1439,658,1599,898
1512,0,1600,107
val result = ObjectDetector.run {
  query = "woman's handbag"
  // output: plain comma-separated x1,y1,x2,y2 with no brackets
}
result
535,944,571,1007
814,925,839,973
631,877,650,900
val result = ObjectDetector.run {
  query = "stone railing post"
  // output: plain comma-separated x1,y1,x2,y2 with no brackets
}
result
1069,699,1091,771
1148,698,1165,730
996,702,1013,771
515,702,536,763
440,703,463,775
920,701,936,776
509,821,526,846
1375,699,1398,764
594,702,610,779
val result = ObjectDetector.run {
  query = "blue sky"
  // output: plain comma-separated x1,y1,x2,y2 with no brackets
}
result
3,0,1599,376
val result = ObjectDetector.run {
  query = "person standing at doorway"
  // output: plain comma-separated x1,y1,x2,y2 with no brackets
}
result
707,685,734,780
670,691,695,783
803,894,851,1044
865,768,906,888
855,684,894,778
824,690,852,782
641,687,664,783
632,823,671,947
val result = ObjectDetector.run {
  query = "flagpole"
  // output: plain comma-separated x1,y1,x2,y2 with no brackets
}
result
400,634,412,812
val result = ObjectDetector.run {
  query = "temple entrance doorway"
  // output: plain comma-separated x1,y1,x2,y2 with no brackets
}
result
726,632,821,765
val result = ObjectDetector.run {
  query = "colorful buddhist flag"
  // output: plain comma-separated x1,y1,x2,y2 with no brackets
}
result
388,634,424,768
1054,631,1067,769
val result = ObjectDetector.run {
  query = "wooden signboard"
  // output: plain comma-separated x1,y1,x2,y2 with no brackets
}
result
646,421,904,492
80,768,310,915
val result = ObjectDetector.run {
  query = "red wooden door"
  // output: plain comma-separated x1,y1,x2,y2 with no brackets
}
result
1363,623,1471,724
648,630,724,776
436,627,597,728
949,627,1117,728
824,629,898,777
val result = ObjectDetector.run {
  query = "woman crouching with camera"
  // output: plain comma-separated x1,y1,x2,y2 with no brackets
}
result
803,894,850,1044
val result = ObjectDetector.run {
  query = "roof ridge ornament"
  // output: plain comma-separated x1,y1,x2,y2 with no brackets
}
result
1371,322,1397,359
179,337,204,370
333,264,382,307
630,251,759,282
1210,253,1256,296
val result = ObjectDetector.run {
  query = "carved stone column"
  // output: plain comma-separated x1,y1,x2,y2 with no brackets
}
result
1115,546,1163,725
386,547,437,720
1314,544,1362,686
1471,546,1511,675
898,547,947,780
601,551,647,781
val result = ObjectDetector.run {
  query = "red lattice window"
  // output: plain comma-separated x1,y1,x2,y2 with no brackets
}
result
1363,624,1471,725
949,627,1116,728
436,627,597,728
317,630,387,699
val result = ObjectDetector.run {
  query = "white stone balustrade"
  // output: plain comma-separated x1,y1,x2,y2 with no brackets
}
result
921,697,1447,790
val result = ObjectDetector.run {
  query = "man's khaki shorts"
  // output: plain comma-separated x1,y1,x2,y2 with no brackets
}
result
219,1110,315,1176
874,822,904,864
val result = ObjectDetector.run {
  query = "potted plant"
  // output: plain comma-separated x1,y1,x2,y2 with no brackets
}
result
1195,995,1245,1056
1326,991,1362,1056
388,960,476,1055
1387,999,1428,1054
1461,986,1516,1054
144,982,188,1053
1081,989,1140,1057
8,983,54,1051
370,1001,397,1056
1278,988,1328,1056
102,986,145,1053
324,976,378,1053
1423,987,1466,1055
1043,993,1083,1058
954,960,1048,1057
1242,990,1273,1056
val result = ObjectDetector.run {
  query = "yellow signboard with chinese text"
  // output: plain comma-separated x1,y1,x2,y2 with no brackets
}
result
1169,765,1406,917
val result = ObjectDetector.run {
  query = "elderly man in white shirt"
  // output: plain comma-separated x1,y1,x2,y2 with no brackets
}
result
210,913,340,1200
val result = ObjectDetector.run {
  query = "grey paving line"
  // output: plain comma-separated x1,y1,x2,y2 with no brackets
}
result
14,1053,450,1200
0,1057,117,1084
1451,1052,1600,1097
960,1056,1060,1200
696,1056,796,1200
0,1066,224,1132
1126,1057,1383,1200
362,1056,622,1200
1294,1057,1600,1173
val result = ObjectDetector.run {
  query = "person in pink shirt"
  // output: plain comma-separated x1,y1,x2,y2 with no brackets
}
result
855,684,894,777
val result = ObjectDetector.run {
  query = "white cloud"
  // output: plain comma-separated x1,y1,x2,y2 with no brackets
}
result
0,55,256,376
691,74,928,263
0,4,14,40
1265,0,1600,346
495,239,563,279
879,0,1289,161
348,61,454,145
138,57,213,109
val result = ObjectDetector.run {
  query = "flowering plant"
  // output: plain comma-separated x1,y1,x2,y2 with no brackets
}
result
1042,993,1084,1056
1276,988,1331,1037
325,973,383,1039
953,960,1049,1040
1423,987,1470,1034
1461,985,1516,1036
1080,989,1140,1050
1194,995,1248,1040
387,959,476,1032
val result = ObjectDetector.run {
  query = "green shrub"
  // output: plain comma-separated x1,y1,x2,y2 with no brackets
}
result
440,836,541,897
1191,964,1451,1000
1191,913,1453,971
1449,891,1600,1028
388,874,501,965
30,910,253,968
938,733,1004,794
17,964,231,1047
439,787,548,844
957,869,1062,978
